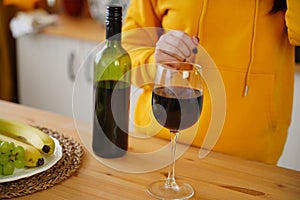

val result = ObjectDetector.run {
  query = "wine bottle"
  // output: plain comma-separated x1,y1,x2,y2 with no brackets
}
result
92,6,131,158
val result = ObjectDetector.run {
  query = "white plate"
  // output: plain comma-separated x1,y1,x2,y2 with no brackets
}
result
0,136,62,183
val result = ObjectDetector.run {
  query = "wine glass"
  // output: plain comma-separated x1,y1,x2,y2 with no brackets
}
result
147,62,203,199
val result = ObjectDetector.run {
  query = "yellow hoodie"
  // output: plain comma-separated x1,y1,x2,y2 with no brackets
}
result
123,0,300,164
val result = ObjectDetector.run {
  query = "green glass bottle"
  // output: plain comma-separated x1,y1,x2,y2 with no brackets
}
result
93,6,131,158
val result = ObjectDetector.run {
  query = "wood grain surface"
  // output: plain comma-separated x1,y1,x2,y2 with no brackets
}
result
0,100,299,199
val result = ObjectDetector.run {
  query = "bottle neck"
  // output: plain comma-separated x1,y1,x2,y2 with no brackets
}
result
106,39,121,48
106,21,122,41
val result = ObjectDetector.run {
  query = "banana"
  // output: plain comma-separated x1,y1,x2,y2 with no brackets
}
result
0,118,55,155
0,134,44,167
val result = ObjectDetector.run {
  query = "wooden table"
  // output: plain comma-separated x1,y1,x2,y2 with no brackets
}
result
0,100,300,199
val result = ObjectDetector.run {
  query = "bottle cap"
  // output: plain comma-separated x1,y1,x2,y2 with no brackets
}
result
106,6,122,22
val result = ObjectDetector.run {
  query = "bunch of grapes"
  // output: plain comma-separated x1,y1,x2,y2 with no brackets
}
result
0,140,25,175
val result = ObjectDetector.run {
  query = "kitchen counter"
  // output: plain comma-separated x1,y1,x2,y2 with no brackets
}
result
41,14,105,42
0,100,300,199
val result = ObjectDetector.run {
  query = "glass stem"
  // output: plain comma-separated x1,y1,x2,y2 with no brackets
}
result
165,131,179,189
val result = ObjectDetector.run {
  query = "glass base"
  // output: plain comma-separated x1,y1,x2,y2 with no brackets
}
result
147,180,194,200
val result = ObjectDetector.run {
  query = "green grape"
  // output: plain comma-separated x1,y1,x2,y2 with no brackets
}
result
0,142,10,154
3,161,14,175
0,154,9,165
0,142,26,175
12,146,25,167
12,145,25,158
8,142,15,152
14,159,25,169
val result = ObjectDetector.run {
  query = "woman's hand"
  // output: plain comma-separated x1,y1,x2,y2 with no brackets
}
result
155,30,199,63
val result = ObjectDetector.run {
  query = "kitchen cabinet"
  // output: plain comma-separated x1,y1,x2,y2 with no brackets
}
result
17,33,97,122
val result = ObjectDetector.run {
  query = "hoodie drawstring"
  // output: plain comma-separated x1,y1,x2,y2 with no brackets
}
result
244,0,259,97
198,0,208,44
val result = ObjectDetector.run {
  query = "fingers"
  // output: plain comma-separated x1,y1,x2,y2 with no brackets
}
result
155,49,180,63
155,30,199,63
191,36,199,53
172,31,199,55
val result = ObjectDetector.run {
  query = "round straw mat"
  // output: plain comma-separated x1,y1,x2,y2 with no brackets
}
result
0,127,84,199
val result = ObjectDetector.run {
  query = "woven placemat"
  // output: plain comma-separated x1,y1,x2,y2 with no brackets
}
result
0,127,84,199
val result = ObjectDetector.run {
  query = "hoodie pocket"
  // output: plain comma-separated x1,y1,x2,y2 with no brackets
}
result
220,70,276,134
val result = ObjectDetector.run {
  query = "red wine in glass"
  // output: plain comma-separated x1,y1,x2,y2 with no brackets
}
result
152,86,203,131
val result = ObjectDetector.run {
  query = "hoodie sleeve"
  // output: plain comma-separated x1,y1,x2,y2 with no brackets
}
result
285,0,300,45
122,0,162,88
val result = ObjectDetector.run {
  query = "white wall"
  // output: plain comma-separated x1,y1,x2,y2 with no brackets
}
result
278,71,300,171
